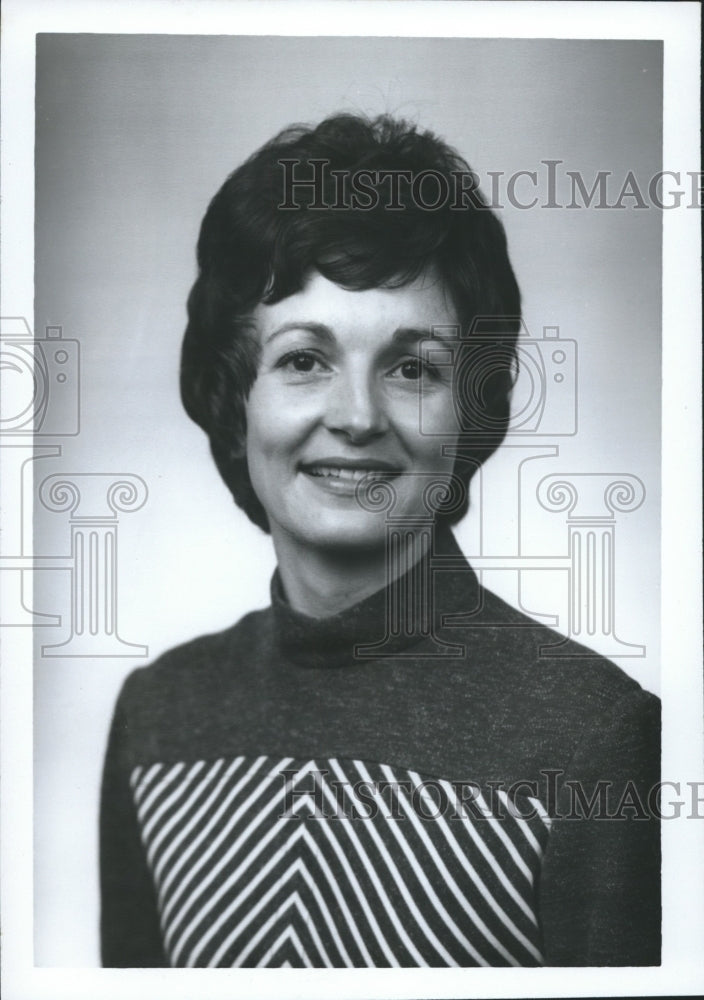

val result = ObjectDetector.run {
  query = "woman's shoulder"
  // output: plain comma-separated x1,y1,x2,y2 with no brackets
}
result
437,576,660,786
118,604,274,706
104,605,278,770
459,577,660,722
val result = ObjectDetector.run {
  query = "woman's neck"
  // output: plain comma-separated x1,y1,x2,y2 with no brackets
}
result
272,532,420,619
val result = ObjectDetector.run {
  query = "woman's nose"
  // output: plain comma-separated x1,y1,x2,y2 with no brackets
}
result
323,370,388,442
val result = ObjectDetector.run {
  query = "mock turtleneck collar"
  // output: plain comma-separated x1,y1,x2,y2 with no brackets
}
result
269,525,480,669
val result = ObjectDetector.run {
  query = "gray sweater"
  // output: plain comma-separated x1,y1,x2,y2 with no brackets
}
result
100,528,660,967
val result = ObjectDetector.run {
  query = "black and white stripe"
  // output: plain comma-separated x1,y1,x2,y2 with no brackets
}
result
130,756,551,968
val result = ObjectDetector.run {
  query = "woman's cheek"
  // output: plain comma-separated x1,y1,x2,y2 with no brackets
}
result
394,392,459,451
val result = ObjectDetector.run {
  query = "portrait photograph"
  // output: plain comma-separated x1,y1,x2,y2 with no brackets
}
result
1,2,702,999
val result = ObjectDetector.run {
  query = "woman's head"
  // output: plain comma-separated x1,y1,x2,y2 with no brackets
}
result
181,113,521,534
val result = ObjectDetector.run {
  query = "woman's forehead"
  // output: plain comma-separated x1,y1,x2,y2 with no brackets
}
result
253,270,459,343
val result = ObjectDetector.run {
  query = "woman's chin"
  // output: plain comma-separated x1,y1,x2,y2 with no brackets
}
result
276,509,390,555
306,519,389,553
264,474,442,557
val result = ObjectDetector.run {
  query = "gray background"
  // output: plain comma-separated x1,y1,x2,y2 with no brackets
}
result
33,35,662,965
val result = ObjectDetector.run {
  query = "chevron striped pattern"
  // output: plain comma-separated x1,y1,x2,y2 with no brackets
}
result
130,756,551,967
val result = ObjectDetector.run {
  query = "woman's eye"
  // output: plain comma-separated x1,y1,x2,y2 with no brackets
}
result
399,359,423,380
390,357,435,381
277,351,326,374
290,353,315,372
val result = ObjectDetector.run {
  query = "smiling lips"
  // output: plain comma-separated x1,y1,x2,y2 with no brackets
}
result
300,459,401,490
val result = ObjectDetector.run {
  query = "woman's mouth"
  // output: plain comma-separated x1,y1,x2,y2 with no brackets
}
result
304,466,396,482
299,461,401,495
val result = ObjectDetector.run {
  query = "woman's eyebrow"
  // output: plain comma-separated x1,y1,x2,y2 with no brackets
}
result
263,322,456,347
391,326,455,345
263,322,334,346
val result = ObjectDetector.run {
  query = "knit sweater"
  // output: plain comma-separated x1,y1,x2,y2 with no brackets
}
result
100,528,660,968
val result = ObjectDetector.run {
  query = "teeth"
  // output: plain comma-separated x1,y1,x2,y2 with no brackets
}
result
306,466,393,481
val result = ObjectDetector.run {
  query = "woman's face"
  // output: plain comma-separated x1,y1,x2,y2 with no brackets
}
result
245,270,461,555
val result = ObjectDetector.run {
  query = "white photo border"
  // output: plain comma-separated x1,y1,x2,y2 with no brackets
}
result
1,1,702,998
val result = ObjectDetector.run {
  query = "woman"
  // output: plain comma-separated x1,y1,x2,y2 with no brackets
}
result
100,114,660,968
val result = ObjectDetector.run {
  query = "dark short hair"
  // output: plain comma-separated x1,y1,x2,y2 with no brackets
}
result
180,113,521,532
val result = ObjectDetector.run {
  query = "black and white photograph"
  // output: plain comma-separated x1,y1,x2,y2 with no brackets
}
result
1,1,702,998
